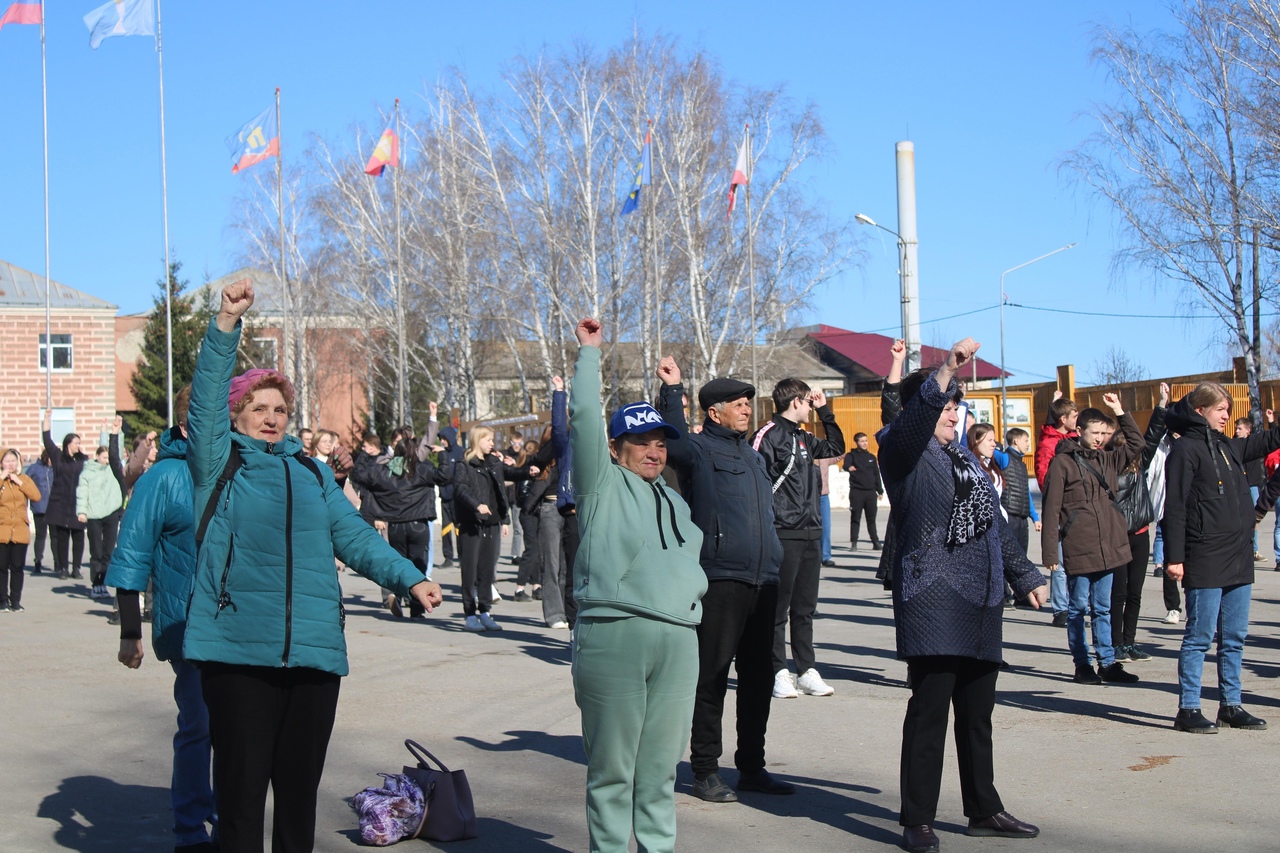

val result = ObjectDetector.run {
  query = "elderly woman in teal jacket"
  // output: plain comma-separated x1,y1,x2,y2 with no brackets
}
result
185,282,443,853
569,318,708,853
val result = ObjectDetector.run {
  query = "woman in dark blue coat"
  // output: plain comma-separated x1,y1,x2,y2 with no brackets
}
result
877,338,1047,853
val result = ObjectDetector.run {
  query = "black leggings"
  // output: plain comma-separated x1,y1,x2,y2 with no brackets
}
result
32,513,48,569
387,520,431,616
459,525,502,616
86,509,122,586
516,512,542,586
0,541,27,608
201,663,341,853
52,525,84,575
1111,530,1150,646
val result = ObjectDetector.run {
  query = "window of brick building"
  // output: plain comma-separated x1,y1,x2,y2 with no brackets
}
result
38,334,73,371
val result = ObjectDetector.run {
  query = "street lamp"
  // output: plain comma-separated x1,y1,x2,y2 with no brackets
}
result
999,243,1078,430
855,213,919,373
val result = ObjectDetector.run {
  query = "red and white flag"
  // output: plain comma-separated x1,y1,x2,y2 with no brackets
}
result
727,126,750,217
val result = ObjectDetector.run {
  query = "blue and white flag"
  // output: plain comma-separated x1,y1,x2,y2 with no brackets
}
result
83,0,154,49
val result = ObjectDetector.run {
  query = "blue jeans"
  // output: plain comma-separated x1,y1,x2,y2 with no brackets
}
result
1152,522,1164,568
425,519,436,581
1050,568,1068,614
1067,570,1115,667
171,659,217,846
1178,584,1252,709
820,495,832,562
1250,486,1260,553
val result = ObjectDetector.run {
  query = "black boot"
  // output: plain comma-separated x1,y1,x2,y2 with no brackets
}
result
1217,705,1268,730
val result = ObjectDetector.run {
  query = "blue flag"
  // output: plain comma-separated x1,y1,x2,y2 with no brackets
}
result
83,0,154,49
620,129,652,216
227,105,279,174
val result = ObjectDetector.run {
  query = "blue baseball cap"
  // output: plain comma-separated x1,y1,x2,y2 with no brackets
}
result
608,402,680,440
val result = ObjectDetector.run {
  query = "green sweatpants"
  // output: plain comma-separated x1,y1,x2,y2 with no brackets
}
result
573,615,699,853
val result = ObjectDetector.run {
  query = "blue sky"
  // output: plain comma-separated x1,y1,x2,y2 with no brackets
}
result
0,1,1212,385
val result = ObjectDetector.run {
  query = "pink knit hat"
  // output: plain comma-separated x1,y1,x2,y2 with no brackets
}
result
228,369,295,412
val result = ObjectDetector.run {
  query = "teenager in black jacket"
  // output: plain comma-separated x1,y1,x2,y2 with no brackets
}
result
452,426,535,631
1164,383,1280,733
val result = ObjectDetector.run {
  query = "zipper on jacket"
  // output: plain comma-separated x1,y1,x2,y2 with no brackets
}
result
282,457,294,665
745,435,766,587
215,539,237,617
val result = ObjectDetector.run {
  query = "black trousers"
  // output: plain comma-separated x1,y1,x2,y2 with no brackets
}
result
1163,573,1182,612
200,663,341,853
516,512,542,586
774,537,821,675
562,512,580,627
690,579,778,778
459,525,502,615
439,500,457,560
900,656,1003,826
1007,514,1029,556
51,525,84,574
86,509,122,586
848,490,880,546
0,541,27,608
1112,530,1150,646
388,519,431,616
31,513,48,569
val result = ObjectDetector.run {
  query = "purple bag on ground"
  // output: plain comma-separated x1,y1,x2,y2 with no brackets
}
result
402,739,478,842
352,773,427,846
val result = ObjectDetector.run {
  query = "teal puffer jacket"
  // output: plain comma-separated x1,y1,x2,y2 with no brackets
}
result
184,319,424,676
104,427,195,661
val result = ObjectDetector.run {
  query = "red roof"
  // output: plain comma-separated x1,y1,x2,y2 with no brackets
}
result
807,324,1008,380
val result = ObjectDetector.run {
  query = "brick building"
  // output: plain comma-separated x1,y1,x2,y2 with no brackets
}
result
0,260,119,461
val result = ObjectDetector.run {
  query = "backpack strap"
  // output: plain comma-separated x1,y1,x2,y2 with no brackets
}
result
196,443,242,546
195,445,325,546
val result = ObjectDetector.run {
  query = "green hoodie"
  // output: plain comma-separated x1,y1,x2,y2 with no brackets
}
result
569,346,707,626
76,434,123,520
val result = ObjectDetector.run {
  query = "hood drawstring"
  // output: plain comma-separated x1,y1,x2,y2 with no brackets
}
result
649,482,686,550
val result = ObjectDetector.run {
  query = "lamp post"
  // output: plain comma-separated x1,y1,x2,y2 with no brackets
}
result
855,213,919,372
1000,243,1077,429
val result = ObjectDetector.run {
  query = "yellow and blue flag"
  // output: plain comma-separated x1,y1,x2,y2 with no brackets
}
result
226,105,279,175
620,128,652,216
83,0,154,50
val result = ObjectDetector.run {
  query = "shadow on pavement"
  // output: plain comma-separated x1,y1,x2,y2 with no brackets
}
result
455,730,586,765
37,775,171,852
337,818,575,851
996,690,1172,728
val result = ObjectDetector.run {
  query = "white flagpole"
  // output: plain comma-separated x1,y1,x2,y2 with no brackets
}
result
744,124,758,429
156,0,173,424
40,1,51,411
393,99,406,425
276,87,291,382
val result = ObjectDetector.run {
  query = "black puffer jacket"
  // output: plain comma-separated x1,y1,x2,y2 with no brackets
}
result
1164,399,1280,589
452,455,533,532
42,430,87,530
750,409,845,539
350,454,449,523
658,383,783,585
1001,452,1032,519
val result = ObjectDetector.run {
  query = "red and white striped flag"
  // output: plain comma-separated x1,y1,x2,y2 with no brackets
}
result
727,126,750,217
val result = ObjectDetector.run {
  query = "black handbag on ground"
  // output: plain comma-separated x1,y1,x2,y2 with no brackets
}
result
401,739,478,842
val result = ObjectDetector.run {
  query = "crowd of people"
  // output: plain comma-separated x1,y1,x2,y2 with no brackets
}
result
2,280,1277,852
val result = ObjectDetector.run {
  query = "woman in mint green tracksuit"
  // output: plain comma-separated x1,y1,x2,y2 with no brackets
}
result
568,318,708,853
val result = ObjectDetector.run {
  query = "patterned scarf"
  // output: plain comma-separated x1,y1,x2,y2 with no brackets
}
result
943,441,995,547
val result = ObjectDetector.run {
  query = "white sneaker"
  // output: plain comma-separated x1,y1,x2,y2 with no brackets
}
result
548,620,569,629
463,615,486,632
772,669,799,699
478,612,501,631
797,668,835,696
1164,609,1181,624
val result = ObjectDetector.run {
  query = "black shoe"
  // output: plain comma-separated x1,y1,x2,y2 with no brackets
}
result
72,568,83,580
141,609,153,623
513,590,533,602
872,542,882,551
1218,704,1268,730
1099,662,1139,683
1112,645,1133,663
1073,663,1102,684
107,612,120,626
1153,565,1165,577
966,810,1040,838
31,565,42,575
736,769,795,795
821,559,836,567
850,542,858,550
532,587,543,600
440,558,455,568
57,569,69,580
902,824,940,853
1003,596,1016,610
690,771,738,803
1126,644,1152,662
1052,611,1068,628
1174,708,1219,733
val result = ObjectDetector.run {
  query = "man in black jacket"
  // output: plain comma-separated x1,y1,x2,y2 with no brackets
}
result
656,357,792,804
842,432,883,550
751,379,845,700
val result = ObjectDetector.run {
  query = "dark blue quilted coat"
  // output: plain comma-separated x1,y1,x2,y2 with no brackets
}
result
877,373,1044,663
